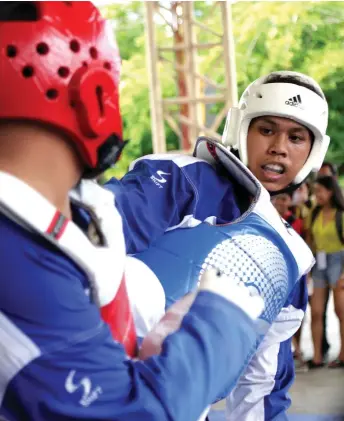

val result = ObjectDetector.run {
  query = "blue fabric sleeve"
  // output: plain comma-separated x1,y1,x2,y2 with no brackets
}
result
105,157,240,254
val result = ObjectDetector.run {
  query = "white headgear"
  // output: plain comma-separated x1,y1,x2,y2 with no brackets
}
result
222,71,330,184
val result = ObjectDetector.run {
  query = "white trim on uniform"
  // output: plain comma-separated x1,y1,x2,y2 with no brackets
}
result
125,256,166,338
0,311,41,404
226,304,304,420
253,191,315,279
165,215,217,232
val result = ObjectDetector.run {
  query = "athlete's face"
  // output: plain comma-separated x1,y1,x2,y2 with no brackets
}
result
247,116,312,192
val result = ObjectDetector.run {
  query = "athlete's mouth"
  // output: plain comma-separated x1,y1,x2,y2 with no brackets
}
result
261,163,286,175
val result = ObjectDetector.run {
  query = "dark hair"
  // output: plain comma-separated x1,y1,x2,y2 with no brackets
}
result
320,161,337,176
264,73,324,99
315,176,344,211
303,180,313,208
305,180,312,192
283,191,293,200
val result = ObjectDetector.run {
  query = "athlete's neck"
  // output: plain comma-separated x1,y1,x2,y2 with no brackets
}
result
0,122,83,219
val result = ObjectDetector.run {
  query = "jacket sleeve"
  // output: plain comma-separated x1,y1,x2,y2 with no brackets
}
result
0,244,259,421
105,155,240,254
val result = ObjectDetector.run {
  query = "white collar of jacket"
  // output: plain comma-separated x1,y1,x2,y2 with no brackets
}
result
0,172,125,307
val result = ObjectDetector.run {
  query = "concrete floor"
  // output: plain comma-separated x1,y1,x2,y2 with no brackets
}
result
289,293,343,415
289,369,344,415
209,294,344,420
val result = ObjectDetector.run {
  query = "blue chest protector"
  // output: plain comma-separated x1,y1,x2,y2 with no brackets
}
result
136,214,296,326
135,137,314,333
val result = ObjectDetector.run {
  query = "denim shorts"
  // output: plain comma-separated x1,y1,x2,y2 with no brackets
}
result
312,250,344,288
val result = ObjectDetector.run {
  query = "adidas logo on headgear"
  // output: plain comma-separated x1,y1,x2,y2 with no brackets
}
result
285,95,304,110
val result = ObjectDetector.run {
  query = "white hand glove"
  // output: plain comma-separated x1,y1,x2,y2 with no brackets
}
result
199,269,265,320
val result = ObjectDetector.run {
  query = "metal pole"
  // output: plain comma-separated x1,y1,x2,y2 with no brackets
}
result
182,1,198,149
144,1,166,153
221,1,238,109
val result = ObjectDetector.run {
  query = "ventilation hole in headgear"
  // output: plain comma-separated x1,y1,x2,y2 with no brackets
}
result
82,61,88,67
96,85,104,116
6,45,17,58
22,66,34,78
255,92,263,98
69,100,76,108
104,61,112,70
89,47,98,59
58,66,70,78
36,42,49,55
70,39,80,53
46,89,59,100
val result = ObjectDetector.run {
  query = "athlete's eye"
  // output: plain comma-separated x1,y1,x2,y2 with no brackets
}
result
259,127,273,135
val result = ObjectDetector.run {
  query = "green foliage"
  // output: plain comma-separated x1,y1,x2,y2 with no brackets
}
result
101,1,344,179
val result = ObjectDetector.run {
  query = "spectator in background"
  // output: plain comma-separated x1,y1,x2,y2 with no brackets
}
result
291,181,314,227
272,192,303,235
293,178,331,361
281,182,316,369
272,192,306,369
314,162,338,361
318,161,338,178
306,176,344,368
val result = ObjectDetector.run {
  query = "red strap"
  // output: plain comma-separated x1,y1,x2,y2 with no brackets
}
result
46,210,68,240
100,276,137,358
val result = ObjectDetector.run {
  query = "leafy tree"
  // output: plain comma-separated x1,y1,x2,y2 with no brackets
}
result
100,1,344,179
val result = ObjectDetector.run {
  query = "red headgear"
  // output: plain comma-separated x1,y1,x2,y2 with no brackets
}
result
0,1,124,177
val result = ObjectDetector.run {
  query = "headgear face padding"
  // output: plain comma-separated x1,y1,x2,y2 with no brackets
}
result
222,71,330,185
0,1,123,178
